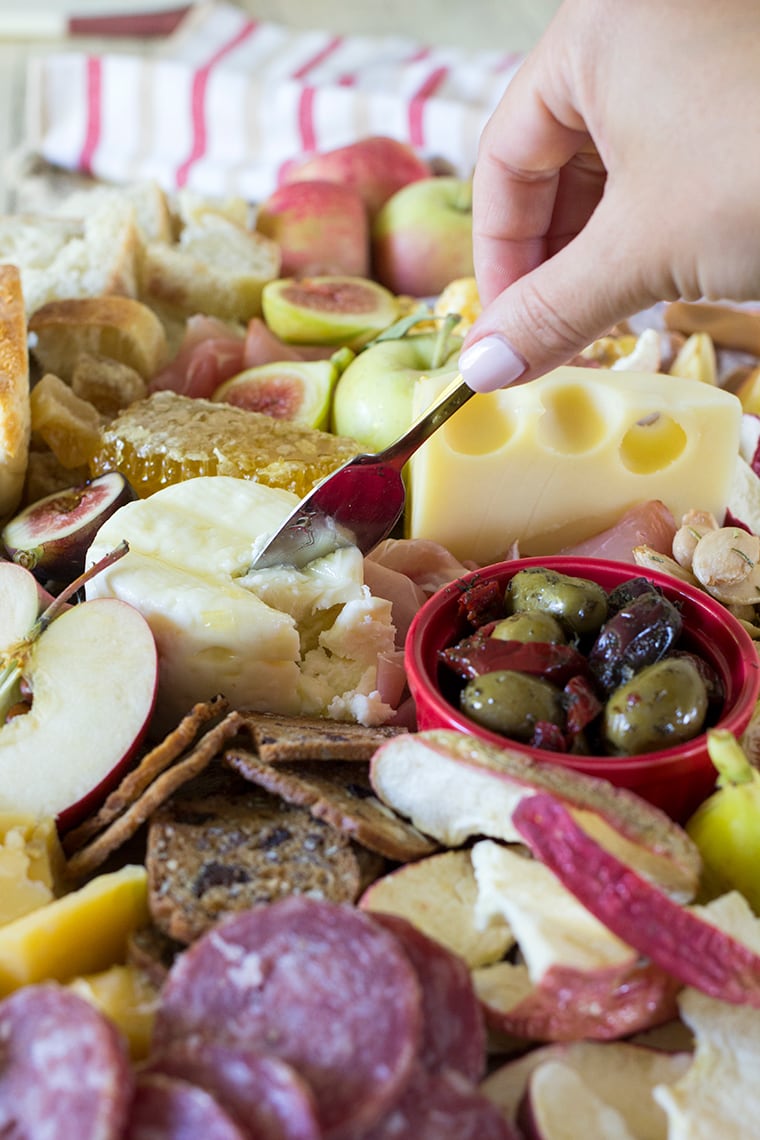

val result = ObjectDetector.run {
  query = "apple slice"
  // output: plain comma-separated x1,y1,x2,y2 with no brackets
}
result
369,730,701,901
481,1040,691,1138
471,841,680,1042
512,793,760,1006
0,559,158,830
358,849,514,969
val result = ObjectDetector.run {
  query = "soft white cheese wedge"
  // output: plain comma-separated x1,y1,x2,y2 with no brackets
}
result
85,476,397,730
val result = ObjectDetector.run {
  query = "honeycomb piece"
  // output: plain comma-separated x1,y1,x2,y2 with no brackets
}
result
30,373,102,469
88,390,360,499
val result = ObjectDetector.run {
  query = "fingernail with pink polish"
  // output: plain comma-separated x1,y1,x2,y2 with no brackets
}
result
460,334,528,393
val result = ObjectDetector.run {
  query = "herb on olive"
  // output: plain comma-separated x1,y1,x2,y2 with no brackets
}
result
460,670,565,741
506,567,608,637
588,589,683,693
603,656,709,755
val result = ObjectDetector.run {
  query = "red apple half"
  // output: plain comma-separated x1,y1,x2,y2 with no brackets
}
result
0,562,158,830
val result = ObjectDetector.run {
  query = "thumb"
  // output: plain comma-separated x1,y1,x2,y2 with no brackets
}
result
459,208,651,392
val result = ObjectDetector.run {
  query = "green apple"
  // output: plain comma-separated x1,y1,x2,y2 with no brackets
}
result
372,176,474,298
331,329,462,453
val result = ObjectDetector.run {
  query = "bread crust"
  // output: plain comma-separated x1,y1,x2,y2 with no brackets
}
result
0,265,30,519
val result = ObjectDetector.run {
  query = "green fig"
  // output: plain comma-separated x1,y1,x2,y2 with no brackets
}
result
686,729,760,912
261,276,400,349
212,348,354,431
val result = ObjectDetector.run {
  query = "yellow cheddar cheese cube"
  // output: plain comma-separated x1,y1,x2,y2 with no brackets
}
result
408,366,742,563
0,863,149,997
0,815,66,924
69,964,159,1060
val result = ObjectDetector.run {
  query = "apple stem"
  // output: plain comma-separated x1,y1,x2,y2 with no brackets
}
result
708,728,756,788
33,540,130,636
431,313,461,369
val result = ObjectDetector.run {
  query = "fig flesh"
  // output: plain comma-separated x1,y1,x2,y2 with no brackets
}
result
2,472,137,584
261,275,400,349
211,349,353,431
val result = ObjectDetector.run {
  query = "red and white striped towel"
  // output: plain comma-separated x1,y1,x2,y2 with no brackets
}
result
24,0,523,201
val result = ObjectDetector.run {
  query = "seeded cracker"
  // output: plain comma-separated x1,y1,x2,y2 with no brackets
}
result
224,749,438,863
63,695,231,857
65,710,245,881
238,709,407,762
146,771,385,945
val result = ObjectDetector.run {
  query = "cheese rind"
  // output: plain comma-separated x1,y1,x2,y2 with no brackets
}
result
408,366,743,563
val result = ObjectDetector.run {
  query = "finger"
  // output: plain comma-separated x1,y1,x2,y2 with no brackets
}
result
471,52,593,307
460,197,653,392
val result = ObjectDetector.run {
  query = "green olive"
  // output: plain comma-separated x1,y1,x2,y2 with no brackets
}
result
603,656,709,756
507,568,608,636
460,669,564,741
491,610,567,644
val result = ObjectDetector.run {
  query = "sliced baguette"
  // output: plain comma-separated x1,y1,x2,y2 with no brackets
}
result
29,296,169,382
0,265,30,518
140,214,281,323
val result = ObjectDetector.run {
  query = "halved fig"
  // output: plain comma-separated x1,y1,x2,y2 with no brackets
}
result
2,472,137,584
261,275,401,349
211,349,352,431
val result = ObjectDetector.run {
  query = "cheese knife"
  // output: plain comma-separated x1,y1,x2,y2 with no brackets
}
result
249,374,475,571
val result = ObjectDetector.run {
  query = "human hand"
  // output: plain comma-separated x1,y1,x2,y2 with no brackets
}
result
459,0,760,392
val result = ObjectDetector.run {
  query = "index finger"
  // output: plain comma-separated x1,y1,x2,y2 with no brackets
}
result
472,55,593,307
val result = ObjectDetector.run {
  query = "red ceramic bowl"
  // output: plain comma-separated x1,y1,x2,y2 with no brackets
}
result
405,556,760,823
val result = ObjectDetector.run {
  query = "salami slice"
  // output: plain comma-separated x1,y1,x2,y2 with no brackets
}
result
152,897,423,1139
125,1073,247,1139
144,1039,321,1140
0,983,133,1140
369,912,487,1083
356,1064,519,1140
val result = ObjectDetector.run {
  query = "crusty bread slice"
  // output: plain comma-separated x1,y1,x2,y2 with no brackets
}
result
171,188,251,233
140,214,281,323
0,198,140,316
58,180,174,245
0,264,30,519
29,295,169,382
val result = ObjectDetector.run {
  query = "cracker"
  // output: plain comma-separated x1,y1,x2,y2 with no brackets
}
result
63,695,230,856
146,775,385,945
224,748,438,863
237,709,407,762
65,710,244,881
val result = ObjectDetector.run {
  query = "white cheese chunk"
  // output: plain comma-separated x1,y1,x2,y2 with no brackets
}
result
408,365,742,563
86,477,397,730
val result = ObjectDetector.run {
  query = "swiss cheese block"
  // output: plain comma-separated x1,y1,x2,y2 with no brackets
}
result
0,863,148,996
408,366,742,562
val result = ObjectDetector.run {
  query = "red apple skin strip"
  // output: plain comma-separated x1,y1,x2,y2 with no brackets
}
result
512,793,760,1007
